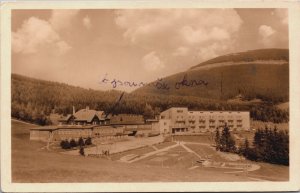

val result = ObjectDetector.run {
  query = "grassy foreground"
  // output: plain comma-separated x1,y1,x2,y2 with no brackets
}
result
11,120,288,182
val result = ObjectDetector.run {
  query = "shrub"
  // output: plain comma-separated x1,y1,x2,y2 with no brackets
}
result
79,147,85,156
70,138,77,148
60,140,65,148
78,137,85,147
60,139,71,149
85,137,92,145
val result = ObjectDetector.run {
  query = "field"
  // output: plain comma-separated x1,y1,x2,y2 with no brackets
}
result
11,120,289,182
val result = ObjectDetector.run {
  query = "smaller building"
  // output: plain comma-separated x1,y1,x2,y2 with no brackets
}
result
58,106,110,126
30,126,58,142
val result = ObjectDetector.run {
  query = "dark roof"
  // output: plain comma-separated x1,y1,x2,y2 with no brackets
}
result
30,125,96,131
58,125,94,129
30,126,58,131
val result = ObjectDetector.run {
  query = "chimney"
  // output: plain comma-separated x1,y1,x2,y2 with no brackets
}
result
73,106,75,115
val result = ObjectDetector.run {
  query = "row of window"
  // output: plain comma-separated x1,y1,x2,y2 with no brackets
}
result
188,117,244,121
58,130,92,135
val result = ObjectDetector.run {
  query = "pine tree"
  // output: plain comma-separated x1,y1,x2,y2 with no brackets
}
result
219,124,236,153
242,138,250,157
143,103,154,120
253,128,262,147
251,127,289,165
215,127,221,151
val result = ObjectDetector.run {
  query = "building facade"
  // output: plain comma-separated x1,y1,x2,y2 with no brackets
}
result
159,107,250,135
30,108,157,142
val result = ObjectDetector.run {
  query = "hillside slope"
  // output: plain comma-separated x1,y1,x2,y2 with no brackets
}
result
191,48,288,69
134,49,289,103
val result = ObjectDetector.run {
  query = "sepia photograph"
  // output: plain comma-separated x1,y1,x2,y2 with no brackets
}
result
1,2,300,192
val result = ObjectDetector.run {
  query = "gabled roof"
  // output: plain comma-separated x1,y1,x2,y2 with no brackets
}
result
96,111,105,120
74,109,104,122
58,114,74,122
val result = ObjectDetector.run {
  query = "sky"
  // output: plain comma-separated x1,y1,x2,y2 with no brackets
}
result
12,9,288,92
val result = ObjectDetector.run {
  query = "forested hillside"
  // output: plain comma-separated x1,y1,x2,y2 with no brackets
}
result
134,49,289,103
12,74,289,125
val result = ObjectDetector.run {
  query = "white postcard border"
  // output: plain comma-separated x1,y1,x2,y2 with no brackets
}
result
1,1,300,192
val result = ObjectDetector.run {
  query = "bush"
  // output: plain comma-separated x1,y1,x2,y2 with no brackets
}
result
60,140,65,148
85,137,92,145
70,138,77,148
79,147,85,156
78,137,85,147
60,139,71,149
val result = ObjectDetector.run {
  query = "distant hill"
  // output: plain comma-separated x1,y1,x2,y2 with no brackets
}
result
134,48,289,103
190,48,288,69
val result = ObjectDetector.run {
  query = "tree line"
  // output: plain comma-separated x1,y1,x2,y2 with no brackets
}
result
215,125,289,165
240,127,289,165
60,137,92,149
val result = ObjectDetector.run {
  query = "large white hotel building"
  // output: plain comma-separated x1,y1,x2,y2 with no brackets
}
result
159,107,250,135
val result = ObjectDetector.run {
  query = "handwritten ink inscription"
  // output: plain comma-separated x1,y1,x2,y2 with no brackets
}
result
99,73,208,90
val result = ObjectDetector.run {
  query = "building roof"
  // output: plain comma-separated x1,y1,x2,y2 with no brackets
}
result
30,126,58,131
58,125,95,129
58,114,74,122
73,109,104,122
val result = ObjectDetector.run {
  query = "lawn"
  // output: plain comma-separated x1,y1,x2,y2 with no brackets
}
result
246,161,289,181
153,141,176,149
185,144,226,162
136,145,199,169
110,145,156,161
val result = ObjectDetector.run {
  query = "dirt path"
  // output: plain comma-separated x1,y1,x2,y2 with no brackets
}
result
127,141,203,163
126,142,179,163
180,142,202,159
